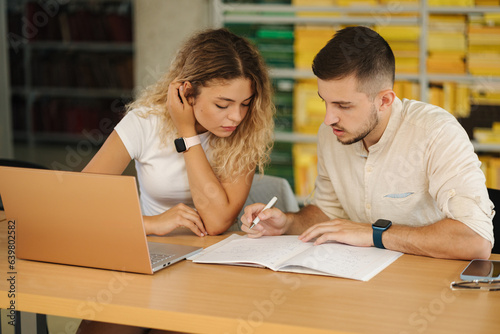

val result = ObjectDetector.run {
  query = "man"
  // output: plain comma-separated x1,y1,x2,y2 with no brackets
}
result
241,26,494,260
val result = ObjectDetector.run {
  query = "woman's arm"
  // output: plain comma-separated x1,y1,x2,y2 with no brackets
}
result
82,130,131,174
168,82,254,235
183,145,254,235
83,130,207,237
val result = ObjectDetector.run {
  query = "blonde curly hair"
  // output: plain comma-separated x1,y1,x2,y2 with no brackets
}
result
126,28,275,181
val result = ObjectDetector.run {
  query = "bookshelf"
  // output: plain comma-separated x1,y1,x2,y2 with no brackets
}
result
213,0,500,194
7,0,134,146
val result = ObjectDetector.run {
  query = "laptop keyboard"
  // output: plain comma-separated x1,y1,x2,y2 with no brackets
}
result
150,253,175,265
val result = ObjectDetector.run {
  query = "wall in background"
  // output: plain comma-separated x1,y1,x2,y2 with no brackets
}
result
134,0,212,89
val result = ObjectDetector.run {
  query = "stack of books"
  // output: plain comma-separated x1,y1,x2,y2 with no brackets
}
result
293,79,325,134
429,82,471,117
293,143,318,198
21,1,133,42
375,25,420,74
267,141,295,193
427,14,467,74
294,25,337,70
273,78,295,133
393,81,420,101
468,14,500,76
478,154,500,190
226,24,295,69
428,0,474,5
475,0,500,5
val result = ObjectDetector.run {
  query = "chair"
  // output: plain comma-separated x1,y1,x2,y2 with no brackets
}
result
487,188,500,254
230,174,299,231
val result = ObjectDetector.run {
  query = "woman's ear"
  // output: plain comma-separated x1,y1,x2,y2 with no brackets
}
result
183,81,195,105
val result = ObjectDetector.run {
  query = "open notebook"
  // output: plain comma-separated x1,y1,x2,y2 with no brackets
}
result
0,166,202,274
191,234,402,281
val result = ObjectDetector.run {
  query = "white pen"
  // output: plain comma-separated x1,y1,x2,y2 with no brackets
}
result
249,196,278,229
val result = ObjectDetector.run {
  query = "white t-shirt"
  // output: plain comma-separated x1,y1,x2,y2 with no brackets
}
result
312,97,495,245
114,109,211,216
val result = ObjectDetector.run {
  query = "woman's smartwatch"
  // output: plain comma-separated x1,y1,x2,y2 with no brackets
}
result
372,219,392,249
174,135,201,153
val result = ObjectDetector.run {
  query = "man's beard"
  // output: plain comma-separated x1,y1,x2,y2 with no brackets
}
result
336,103,379,145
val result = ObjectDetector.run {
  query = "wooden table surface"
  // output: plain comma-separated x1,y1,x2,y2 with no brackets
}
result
1,211,499,333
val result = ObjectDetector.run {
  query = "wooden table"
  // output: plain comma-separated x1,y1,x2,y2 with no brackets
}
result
1,211,499,333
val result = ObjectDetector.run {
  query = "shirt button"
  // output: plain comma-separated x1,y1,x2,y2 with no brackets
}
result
366,166,373,173
448,189,456,197
366,203,371,210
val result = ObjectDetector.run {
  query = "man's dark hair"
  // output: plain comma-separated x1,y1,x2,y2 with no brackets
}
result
312,26,395,99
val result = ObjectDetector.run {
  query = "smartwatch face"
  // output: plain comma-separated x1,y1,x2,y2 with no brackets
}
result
373,219,392,229
174,138,186,152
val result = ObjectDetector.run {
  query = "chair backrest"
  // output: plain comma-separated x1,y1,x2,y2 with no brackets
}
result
487,188,500,254
0,159,49,210
229,174,299,231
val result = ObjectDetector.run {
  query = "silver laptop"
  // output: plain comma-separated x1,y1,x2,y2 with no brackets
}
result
0,166,202,274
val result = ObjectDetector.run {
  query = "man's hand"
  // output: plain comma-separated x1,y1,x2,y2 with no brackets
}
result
240,203,289,238
298,219,373,247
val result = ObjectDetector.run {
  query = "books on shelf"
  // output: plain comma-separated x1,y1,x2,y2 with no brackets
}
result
468,14,500,76
470,81,500,107
273,79,294,133
428,15,467,74
31,98,125,135
191,234,403,281
375,25,420,74
294,25,337,70
428,82,471,117
22,1,132,42
293,143,317,197
474,125,500,145
30,51,133,89
478,154,500,189
428,0,474,6
475,0,500,5
393,80,420,101
293,79,324,134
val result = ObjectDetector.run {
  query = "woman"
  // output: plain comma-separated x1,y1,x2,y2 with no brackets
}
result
77,27,274,334
82,28,274,238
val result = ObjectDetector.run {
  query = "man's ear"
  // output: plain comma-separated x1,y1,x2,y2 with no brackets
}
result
378,89,396,112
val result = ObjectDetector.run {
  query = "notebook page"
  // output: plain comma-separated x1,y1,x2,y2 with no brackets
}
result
279,242,403,281
188,234,241,261
192,235,312,270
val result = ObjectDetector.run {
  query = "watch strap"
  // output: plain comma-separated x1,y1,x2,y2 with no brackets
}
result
372,219,392,249
184,135,201,150
175,135,201,153
373,227,386,249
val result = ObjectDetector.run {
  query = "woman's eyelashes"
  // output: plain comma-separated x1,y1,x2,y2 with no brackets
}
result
215,102,251,109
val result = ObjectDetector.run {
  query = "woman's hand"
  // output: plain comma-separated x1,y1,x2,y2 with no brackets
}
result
144,203,207,237
167,81,197,136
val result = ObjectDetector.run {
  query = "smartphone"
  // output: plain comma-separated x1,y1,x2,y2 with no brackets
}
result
460,259,500,281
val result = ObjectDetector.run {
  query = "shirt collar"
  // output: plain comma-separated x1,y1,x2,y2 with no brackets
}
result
366,96,403,154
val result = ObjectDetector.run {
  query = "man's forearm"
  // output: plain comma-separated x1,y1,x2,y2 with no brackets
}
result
383,218,492,260
284,205,330,235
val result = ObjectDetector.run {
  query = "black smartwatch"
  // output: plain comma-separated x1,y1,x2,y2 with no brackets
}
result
372,219,392,249
174,135,201,153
